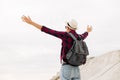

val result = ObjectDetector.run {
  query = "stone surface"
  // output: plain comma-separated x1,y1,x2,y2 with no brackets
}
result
51,50,120,80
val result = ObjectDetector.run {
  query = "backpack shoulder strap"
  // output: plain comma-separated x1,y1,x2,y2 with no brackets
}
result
67,32,77,41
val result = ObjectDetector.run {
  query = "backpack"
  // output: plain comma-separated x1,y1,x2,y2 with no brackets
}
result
66,33,89,66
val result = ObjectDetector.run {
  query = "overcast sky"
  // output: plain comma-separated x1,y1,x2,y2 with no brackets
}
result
1,0,120,80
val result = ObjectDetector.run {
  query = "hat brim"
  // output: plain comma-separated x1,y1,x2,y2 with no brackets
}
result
65,21,77,30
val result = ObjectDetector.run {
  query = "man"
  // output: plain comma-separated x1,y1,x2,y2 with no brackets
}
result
21,15,92,80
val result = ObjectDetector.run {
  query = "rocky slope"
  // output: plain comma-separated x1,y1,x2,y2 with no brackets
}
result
51,50,120,80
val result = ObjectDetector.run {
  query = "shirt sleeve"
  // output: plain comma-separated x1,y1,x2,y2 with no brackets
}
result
80,32,88,40
41,26,66,39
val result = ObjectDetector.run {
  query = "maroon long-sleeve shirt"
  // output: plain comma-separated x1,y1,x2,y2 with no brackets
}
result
41,26,88,63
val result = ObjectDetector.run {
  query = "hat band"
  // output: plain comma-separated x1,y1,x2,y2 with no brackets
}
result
67,23,76,29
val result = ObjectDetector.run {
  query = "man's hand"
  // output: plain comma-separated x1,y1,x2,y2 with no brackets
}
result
21,15,33,24
87,25,92,32
21,15,43,30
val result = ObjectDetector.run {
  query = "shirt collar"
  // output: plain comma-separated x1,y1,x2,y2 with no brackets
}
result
69,30,76,34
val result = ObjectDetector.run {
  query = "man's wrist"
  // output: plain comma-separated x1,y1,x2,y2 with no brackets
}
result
87,31,90,33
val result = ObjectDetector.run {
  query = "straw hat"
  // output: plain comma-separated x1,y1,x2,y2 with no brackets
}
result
65,19,78,30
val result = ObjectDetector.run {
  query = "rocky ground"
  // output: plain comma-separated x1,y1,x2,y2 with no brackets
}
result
51,50,120,80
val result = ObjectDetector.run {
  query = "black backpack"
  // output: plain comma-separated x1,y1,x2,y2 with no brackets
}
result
66,33,89,66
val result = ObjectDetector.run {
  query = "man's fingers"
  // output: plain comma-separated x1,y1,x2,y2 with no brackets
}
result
28,16,30,19
87,25,92,28
87,25,90,28
87,25,92,32
87,25,92,31
28,16,32,21
21,15,32,24
21,15,29,22
21,15,26,22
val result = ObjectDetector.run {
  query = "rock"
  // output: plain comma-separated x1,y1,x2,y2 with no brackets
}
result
51,50,120,80
50,72,60,80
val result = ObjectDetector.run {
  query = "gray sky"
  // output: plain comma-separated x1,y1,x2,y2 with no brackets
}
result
0,0,120,80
